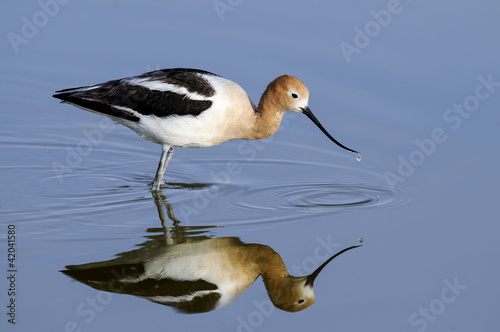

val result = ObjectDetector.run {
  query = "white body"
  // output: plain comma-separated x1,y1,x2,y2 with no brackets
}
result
115,74,257,147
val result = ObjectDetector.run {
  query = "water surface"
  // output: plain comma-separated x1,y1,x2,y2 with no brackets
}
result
1,1,499,331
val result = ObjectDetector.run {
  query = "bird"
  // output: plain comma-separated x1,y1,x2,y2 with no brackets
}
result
53,68,359,191
62,228,361,313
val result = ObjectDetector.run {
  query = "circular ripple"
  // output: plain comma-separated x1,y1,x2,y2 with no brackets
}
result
231,182,408,214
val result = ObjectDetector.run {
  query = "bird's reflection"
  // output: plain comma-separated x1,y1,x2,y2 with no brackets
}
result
62,189,361,313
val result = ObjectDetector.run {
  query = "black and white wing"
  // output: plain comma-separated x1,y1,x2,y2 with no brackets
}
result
62,262,222,314
53,68,221,122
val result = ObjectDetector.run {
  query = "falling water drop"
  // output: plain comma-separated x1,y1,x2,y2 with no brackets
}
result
356,154,361,161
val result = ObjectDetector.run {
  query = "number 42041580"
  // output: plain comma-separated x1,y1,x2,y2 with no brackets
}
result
7,225,16,268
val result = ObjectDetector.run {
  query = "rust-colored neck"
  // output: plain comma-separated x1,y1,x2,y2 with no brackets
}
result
244,244,289,290
247,79,286,140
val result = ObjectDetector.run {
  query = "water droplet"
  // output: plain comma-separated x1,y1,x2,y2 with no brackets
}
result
359,237,364,243
356,154,361,161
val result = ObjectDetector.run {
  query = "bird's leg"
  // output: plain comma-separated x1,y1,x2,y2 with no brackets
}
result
152,190,168,229
152,146,174,191
152,191,182,228
152,191,174,244
152,188,182,245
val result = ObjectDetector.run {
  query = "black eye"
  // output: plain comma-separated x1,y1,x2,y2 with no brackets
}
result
291,93,298,99
297,299,305,304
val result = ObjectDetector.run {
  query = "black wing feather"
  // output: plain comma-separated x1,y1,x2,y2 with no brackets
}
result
53,68,218,120
53,90,141,122
62,263,221,313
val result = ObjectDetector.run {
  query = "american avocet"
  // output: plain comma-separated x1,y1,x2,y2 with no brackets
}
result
63,232,361,313
53,68,359,190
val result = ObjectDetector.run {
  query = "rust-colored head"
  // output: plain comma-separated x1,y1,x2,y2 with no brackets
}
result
260,75,310,113
267,276,316,312
259,75,358,154
267,245,362,312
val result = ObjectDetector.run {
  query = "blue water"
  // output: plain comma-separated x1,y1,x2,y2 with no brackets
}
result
1,1,499,331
